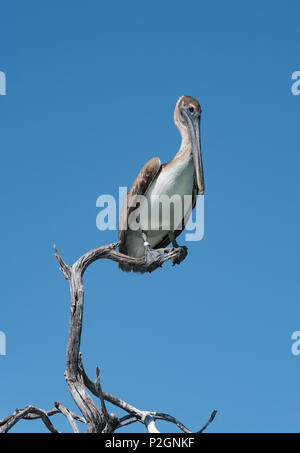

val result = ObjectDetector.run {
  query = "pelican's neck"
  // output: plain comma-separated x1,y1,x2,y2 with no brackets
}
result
174,125,192,162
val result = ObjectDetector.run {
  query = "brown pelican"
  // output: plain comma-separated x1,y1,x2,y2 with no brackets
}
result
118,95,204,273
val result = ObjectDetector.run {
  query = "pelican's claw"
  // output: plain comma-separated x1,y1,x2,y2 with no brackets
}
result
144,246,165,273
171,246,188,266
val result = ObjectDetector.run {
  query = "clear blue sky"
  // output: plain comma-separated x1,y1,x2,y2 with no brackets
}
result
0,0,300,433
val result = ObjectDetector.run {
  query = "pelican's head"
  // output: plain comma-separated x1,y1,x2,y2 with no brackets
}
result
174,95,205,195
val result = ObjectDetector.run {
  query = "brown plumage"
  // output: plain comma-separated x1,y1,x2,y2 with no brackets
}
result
118,156,162,258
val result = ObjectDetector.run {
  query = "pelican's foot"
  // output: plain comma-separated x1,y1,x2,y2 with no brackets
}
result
171,246,188,266
144,246,165,273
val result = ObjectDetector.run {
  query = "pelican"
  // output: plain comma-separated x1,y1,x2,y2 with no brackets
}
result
118,95,204,273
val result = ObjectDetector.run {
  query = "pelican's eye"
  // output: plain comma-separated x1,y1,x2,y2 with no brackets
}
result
188,106,194,113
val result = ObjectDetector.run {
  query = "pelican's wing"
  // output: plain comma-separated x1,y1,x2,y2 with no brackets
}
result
118,157,162,255
153,174,198,249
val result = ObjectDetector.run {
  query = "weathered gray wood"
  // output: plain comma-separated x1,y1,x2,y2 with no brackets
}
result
54,402,80,433
0,406,60,433
0,241,216,433
61,255,106,432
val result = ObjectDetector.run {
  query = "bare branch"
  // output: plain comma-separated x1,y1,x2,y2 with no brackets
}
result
54,245,71,280
23,407,85,424
0,239,217,434
197,410,217,433
144,414,160,433
79,352,215,434
150,412,192,434
118,415,139,428
118,418,139,428
95,367,110,424
54,401,80,433
54,246,107,432
0,406,60,433
55,241,185,277
0,406,85,429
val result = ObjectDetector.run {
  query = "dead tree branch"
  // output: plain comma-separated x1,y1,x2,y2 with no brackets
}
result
0,404,85,434
1,241,217,433
0,406,60,433
54,402,80,433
